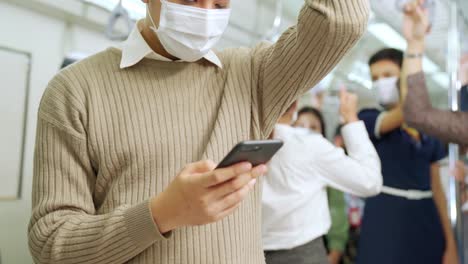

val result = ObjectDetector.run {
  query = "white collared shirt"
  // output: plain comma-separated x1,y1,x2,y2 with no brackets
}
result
116,20,222,69
262,121,382,250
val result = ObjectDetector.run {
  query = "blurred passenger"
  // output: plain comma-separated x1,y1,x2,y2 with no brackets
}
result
400,2,467,200
325,188,349,264
295,107,326,135
401,2,468,145
356,46,458,263
295,109,350,264
342,193,365,264
262,90,382,264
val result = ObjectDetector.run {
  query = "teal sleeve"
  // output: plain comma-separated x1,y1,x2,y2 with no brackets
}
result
325,188,349,252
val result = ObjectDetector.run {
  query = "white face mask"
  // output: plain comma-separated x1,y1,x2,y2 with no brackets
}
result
147,0,231,62
373,77,400,107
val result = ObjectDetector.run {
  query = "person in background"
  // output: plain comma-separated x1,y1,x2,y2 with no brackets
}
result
402,1,468,145
325,187,349,264
294,107,326,136
401,0,467,189
262,89,382,264
28,0,371,263
295,110,350,264
356,46,457,264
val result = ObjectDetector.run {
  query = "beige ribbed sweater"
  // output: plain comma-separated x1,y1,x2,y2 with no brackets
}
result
28,1,369,263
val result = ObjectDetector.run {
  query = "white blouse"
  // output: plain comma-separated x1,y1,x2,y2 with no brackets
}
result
262,121,382,250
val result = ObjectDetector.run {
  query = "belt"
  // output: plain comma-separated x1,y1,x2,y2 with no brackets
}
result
381,186,433,200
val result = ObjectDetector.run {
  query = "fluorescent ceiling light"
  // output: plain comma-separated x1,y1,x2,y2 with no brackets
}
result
368,23,440,74
85,0,145,19
85,0,114,11
368,23,406,50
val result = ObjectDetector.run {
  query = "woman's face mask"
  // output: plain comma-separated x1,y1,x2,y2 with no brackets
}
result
147,0,231,62
294,113,323,135
373,77,400,109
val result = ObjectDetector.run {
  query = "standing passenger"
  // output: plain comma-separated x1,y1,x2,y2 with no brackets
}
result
296,109,350,264
357,46,458,264
262,90,382,264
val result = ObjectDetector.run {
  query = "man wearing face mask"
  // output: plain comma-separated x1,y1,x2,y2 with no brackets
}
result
28,0,370,263
356,47,458,264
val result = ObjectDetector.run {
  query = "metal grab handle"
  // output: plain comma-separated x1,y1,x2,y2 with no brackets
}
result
447,1,464,263
105,0,133,41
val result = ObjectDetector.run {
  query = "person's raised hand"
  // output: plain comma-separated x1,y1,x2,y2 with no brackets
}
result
150,160,267,233
339,86,359,124
402,0,430,44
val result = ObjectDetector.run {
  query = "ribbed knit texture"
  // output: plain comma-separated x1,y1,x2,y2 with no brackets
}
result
28,1,369,263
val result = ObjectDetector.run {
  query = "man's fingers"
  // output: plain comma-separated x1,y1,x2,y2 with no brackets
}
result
251,164,268,178
201,162,252,187
184,160,217,174
209,172,253,199
218,179,256,211
208,165,266,198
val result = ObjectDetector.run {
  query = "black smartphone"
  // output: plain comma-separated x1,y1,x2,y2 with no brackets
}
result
216,140,284,169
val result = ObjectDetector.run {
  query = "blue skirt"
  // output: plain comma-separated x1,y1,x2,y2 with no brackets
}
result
357,193,445,264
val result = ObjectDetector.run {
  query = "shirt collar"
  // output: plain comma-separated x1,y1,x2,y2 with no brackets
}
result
119,20,222,69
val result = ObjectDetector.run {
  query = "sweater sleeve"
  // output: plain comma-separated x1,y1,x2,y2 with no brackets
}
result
252,0,369,136
404,72,468,145
28,74,169,264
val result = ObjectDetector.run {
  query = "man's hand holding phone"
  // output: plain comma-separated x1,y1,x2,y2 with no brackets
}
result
150,160,267,234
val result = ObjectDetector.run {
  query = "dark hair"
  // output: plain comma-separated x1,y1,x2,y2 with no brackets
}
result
297,107,326,137
368,48,404,69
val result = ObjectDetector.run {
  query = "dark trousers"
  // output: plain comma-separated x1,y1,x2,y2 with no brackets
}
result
264,238,328,264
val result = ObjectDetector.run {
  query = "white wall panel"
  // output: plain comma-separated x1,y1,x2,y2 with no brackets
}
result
0,48,29,200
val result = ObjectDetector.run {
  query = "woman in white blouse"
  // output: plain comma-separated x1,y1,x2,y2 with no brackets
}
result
262,89,382,264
